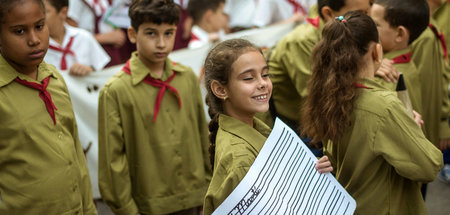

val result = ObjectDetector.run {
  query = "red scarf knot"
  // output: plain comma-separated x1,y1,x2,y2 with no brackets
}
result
122,60,182,122
48,36,76,70
306,16,320,29
428,23,448,61
392,51,412,64
15,76,58,125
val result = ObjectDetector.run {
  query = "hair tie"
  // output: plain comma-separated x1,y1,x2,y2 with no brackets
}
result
336,16,347,23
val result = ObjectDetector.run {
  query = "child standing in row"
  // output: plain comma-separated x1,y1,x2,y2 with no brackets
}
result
98,0,211,214
202,38,333,215
43,0,110,76
0,0,96,214
301,11,443,214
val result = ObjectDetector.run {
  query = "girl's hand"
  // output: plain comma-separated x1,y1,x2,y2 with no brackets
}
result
375,59,399,83
316,156,333,173
412,110,424,128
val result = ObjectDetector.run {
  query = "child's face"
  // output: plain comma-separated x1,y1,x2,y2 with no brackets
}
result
43,0,66,37
224,51,272,118
370,4,398,53
210,2,227,32
0,0,48,71
129,22,176,67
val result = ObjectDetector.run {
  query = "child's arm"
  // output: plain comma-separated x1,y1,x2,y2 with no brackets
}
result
98,86,139,215
69,63,94,76
315,156,333,173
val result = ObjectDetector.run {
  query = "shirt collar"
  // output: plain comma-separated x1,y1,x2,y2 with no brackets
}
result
191,25,210,42
49,24,80,48
128,51,185,86
0,55,57,87
384,47,412,64
219,114,272,152
360,76,391,91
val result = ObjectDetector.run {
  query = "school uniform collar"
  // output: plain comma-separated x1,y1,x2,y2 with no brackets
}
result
49,24,80,48
128,51,185,86
191,25,210,43
0,55,58,88
384,47,412,64
306,16,325,32
219,114,272,152
360,77,391,91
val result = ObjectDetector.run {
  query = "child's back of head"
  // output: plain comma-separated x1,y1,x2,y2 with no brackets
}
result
187,0,225,25
129,0,180,31
374,0,429,44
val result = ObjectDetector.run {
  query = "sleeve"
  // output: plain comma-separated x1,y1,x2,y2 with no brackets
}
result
203,166,250,215
98,86,139,215
439,64,450,139
86,32,111,71
373,98,443,182
192,73,213,180
61,73,98,215
269,33,315,98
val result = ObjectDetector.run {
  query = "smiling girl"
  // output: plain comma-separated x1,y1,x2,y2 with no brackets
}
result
202,39,333,215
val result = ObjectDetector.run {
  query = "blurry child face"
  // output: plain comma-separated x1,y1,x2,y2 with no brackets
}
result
210,2,227,32
0,0,49,72
223,51,272,119
129,22,176,68
331,0,372,18
43,0,66,38
370,4,398,53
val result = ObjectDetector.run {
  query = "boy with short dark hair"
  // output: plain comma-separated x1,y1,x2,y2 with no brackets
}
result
186,0,227,49
370,0,430,124
98,0,211,214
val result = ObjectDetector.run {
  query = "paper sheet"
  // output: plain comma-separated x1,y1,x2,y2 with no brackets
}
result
212,118,356,215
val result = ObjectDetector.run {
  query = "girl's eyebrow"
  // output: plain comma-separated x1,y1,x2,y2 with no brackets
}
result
9,18,45,29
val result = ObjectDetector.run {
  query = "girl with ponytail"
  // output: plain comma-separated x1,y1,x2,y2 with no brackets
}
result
301,11,443,214
203,38,333,214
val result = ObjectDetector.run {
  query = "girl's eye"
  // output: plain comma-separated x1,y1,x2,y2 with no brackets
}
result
14,29,24,34
36,24,44,30
243,77,253,81
262,73,270,78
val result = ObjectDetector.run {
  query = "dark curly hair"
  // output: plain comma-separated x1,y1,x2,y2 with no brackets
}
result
129,0,180,31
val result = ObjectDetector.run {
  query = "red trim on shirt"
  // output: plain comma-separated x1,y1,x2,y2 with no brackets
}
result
392,51,412,64
428,23,448,60
352,82,371,89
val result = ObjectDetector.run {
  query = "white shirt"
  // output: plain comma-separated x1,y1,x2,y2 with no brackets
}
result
223,0,257,28
253,0,316,27
68,0,114,34
45,25,111,71
188,25,225,49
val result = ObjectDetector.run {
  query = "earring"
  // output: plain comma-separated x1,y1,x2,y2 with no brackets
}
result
223,96,227,101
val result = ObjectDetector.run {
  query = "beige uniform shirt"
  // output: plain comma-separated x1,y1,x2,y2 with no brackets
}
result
268,16,324,126
203,114,271,215
411,19,450,146
324,78,443,215
98,52,211,215
0,56,96,215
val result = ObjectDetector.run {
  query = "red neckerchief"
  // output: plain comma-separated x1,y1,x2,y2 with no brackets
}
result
428,23,448,61
286,0,307,14
306,16,320,29
392,51,412,64
122,60,182,122
190,32,200,42
15,76,58,125
81,0,109,33
48,36,76,70
353,82,371,89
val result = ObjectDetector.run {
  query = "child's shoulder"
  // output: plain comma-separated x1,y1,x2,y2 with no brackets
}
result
355,84,404,118
65,25,97,40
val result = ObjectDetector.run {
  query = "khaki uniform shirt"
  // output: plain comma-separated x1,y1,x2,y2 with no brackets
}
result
203,114,271,215
411,19,450,146
433,0,450,57
98,52,211,215
324,78,443,215
268,17,324,126
375,48,423,120
0,56,96,215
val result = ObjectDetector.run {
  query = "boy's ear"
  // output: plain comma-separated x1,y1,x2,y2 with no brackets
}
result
128,27,137,44
395,26,409,44
60,6,68,20
210,80,228,100
321,6,335,22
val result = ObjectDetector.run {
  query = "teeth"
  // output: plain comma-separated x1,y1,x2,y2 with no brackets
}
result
254,95,267,100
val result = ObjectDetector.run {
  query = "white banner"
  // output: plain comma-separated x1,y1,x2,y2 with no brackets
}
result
213,118,356,215
61,22,297,198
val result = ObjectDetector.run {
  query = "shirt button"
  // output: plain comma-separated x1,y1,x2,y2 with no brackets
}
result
73,185,77,192
58,132,62,139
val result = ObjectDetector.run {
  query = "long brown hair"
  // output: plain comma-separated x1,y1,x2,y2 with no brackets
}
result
301,11,379,143
204,39,261,170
